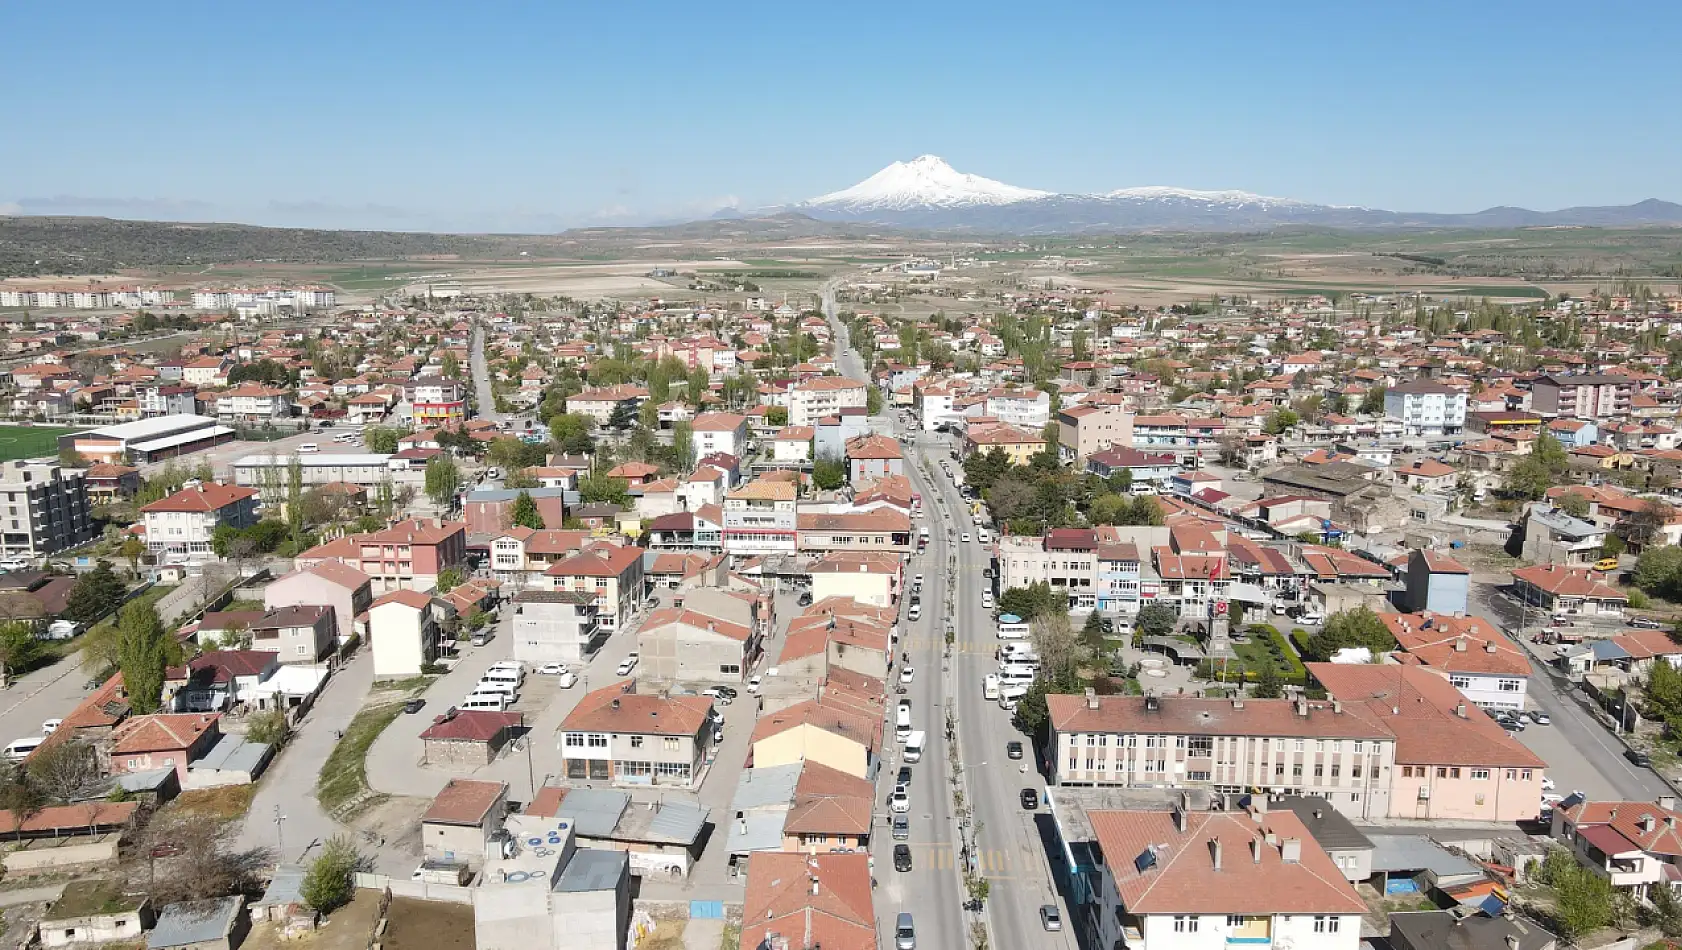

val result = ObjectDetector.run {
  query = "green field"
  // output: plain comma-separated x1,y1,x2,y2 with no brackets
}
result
0,425,82,461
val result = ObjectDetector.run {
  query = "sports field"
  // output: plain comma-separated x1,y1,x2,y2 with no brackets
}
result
0,425,82,461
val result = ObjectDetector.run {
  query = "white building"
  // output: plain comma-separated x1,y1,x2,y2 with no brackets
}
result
787,377,868,427
985,389,1051,430
1384,381,1467,437
510,590,603,666
722,480,798,557
139,483,260,560
213,384,292,422
690,412,749,460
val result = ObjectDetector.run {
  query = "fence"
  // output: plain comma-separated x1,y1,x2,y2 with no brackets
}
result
352,873,475,905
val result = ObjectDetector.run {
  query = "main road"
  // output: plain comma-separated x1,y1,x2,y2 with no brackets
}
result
826,285,1071,950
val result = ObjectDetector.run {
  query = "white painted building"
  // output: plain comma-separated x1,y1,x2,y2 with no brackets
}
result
1384,381,1467,437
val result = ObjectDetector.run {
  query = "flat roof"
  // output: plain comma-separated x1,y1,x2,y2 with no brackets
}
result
555,848,627,893
130,425,236,453
84,414,218,442
234,453,394,467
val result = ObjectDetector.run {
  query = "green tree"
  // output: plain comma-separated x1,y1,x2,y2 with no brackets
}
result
509,491,544,530
962,448,1012,495
424,456,462,508
1359,386,1387,415
116,602,169,715
1251,662,1284,699
436,567,466,593
1304,605,1396,661
548,413,597,455
1135,603,1179,639
0,621,43,682
1504,457,1554,500
866,386,884,416
1262,408,1300,435
1634,546,1682,598
812,458,846,491
998,583,1062,621
301,835,363,914
118,536,146,575
1556,491,1591,519
64,562,126,624
577,472,630,507
246,710,290,746
440,351,461,379
364,426,404,454
1533,431,1569,474
1081,610,1107,653
671,420,696,472
765,406,788,428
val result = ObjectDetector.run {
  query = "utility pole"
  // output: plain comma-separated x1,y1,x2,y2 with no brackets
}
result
273,805,287,856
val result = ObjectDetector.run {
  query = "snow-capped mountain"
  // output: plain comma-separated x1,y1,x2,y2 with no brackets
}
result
786,156,1682,233
803,155,1051,213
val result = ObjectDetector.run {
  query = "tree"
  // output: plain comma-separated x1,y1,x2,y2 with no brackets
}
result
1634,546,1682,598
1251,663,1284,699
577,472,630,507
1533,431,1569,474
436,567,466,593
866,386,884,416
1556,491,1591,519
962,448,1012,495
1627,499,1677,549
246,710,290,746
1134,603,1179,639
1081,610,1106,653
117,602,169,715
509,491,544,529
671,420,695,472
548,413,597,456
424,455,462,508
998,583,1063,621
1032,610,1085,684
441,351,461,379
142,810,272,905
80,622,122,679
1359,386,1387,415
27,740,100,803
1303,605,1396,662
1503,457,1554,501
65,562,126,624
364,426,404,454
765,406,788,428
119,536,146,575
812,458,846,491
607,402,639,431
0,621,43,683
1262,408,1300,435
301,835,363,914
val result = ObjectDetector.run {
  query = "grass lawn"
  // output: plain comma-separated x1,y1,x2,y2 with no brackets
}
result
317,701,405,816
0,424,81,462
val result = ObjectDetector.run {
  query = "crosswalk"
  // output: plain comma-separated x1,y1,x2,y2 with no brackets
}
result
904,843,1018,875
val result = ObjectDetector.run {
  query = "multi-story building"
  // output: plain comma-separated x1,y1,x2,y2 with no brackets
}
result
1059,404,1136,462
138,384,199,418
211,384,292,423
1532,373,1634,420
985,388,1051,430
565,385,648,426
0,460,96,557
797,509,913,554
723,479,798,558
962,422,1046,465
411,376,467,427
264,561,373,647
559,681,714,787
543,545,646,632
300,519,468,593
1049,690,1397,818
1079,802,1365,950
510,590,602,666
1153,545,1232,619
1096,542,1144,615
1551,796,1682,902
233,453,406,500
689,412,749,459
787,376,868,427
249,605,335,664
140,483,260,560
997,529,1099,610
1384,381,1468,437
843,434,904,485
1379,612,1530,711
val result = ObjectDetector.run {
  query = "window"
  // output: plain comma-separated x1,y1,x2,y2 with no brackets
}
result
1275,764,1285,776
1352,741,1362,753
630,736,643,748
1174,916,1198,933
664,737,681,751
1437,767,1448,778
1331,765,1341,778
1522,769,1533,781
1471,769,1490,780
1314,765,1323,777
564,733,585,748
1449,675,1472,688
1313,916,1339,934
1499,680,1522,692
1292,765,1303,778
1450,767,1461,779
1086,758,1095,771
1227,916,1246,927
1175,736,1187,749
588,734,608,749
720,664,740,675
1087,735,1097,746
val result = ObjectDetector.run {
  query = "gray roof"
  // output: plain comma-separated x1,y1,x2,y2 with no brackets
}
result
114,767,177,793
730,764,802,812
552,787,630,838
726,810,789,855
252,865,306,909
1271,797,1374,852
1367,834,1482,879
1527,506,1602,540
148,897,243,949
468,487,571,502
647,800,708,843
1389,911,1555,950
554,848,627,893
1590,640,1632,661
191,734,273,774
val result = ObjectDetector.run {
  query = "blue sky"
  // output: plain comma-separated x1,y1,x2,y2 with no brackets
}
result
3,0,1677,231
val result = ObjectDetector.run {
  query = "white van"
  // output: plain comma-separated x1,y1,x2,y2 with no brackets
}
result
904,731,926,763
480,669,522,688
487,660,526,678
1000,644,1038,662
999,667,1036,687
982,673,1001,700
999,685,1029,709
474,681,519,702
460,694,510,712
297,443,320,454
996,616,1031,640
896,702,912,742
3,736,45,760
1001,659,1039,677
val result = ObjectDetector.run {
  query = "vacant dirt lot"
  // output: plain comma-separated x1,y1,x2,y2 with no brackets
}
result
383,897,475,950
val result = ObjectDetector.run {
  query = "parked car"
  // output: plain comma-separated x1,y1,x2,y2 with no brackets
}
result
41,719,62,734
701,687,733,705
402,699,426,715
1020,788,1039,810
1529,710,1551,725
1006,741,1024,760
746,675,762,693
890,790,910,813
797,592,813,607
1628,748,1654,767
897,765,912,786
616,653,639,676
893,844,912,872
892,815,910,840
1040,905,1063,932
900,667,915,685
537,663,567,676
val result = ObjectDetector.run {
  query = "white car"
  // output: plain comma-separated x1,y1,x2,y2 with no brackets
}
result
616,653,639,676
537,663,567,676
1541,777,1557,791
0,555,30,571
701,687,734,705
41,719,62,735
900,667,914,685
890,790,910,813
746,675,763,693
981,593,994,609
961,533,972,543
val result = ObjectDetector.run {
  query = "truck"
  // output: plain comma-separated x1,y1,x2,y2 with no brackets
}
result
903,730,926,763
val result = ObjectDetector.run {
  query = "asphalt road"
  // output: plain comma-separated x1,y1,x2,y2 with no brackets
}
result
469,324,506,425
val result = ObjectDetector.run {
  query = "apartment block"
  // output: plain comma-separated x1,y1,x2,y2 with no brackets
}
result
0,460,96,557
1532,373,1633,420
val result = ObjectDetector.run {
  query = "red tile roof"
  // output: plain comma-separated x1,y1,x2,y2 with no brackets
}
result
140,483,257,514
420,710,523,743
560,681,712,736
741,852,875,950
421,778,507,826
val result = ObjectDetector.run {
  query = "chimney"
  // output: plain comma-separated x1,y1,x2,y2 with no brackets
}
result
1232,698,1245,710
1175,792,1191,832
1642,814,1657,834
1209,838,1223,871
1455,703,1467,718
1281,838,1302,864
1659,796,1677,812
1250,837,1263,863
1332,699,1342,714
612,698,621,710
1296,698,1308,717
1086,687,1099,710
1455,638,1467,652
809,875,820,896
1485,641,1497,654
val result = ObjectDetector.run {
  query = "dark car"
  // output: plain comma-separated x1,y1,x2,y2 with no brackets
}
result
1628,748,1654,767
897,765,913,786
893,844,913,872
1006,741,1024,760
403,698,426,714
797,592,813,607
1020,788,1039,810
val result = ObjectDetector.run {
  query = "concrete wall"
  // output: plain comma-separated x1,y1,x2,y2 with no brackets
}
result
2,834,122,873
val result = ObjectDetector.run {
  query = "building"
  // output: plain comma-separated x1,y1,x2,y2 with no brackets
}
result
962,422,1046,465
544,546,645,633
797,509,913,555
1532,373,1633,420
1550,795,1682,902
749,699,880,780
787,377,868,427
997,530,1099,612
1059,404,1136,462
232,453,404,499
1081,803,1365,950
1384,381,1468,437
368,589,444,679
1380,613,1530,711
558,681,714,787
335,519,468,593
1271,796,1375,882
510,590,603,666
740,852,876,950
0,460,96,557
638,597,760,684
843,434,904,484
1049,691,1395,818
565,385,647,425
412,376,467,427
690,412,750,459
140,483,259,560
1087,447,1180,488
146,897,247,950
109,713,222,783
263,561,373,647
39,880,154,948
421,710,524,769
59,414,234,464
1389,910,1556,950
1519,505,1607,566
1391,549,1467,615
249,605,335,664
723,479,798,558
808,551,901,607
421,778,509,869
1511,564,1628,618
210,384,291,423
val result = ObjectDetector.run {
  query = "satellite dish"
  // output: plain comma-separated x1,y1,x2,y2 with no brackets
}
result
527,837,545,846
505,871,531,883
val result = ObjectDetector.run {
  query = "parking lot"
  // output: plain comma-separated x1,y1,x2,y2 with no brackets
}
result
140,426,369,478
